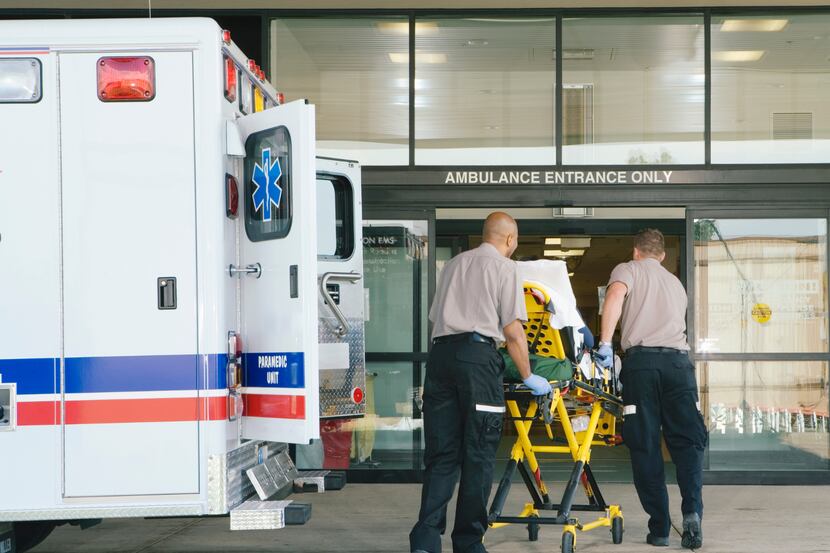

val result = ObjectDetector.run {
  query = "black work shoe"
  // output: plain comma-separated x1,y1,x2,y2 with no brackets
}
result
681,513,703,549
646,534,669,546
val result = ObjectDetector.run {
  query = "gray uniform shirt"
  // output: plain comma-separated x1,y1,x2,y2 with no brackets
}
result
431,243,527,342
608,257,689,351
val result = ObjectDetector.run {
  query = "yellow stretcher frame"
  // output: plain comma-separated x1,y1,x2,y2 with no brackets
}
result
486,283,625,553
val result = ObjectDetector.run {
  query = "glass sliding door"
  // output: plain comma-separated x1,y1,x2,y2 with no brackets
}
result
350,214,433,480
690,212,830,472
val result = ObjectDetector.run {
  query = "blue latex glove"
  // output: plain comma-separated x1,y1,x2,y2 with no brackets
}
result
523,373,552,396
578,326,595,351
595,343,614,369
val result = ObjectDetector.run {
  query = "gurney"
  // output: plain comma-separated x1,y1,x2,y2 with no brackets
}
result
487,260,624,553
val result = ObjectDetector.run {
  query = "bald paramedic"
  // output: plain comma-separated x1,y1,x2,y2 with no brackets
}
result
410,212,551,553
595,229,706,550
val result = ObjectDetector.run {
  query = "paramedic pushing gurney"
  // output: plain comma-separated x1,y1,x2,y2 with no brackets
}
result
410,212,551,553
595,229,706,550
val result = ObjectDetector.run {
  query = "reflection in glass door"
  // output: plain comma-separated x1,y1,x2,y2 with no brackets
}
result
351,218,431,478
691,214,830,472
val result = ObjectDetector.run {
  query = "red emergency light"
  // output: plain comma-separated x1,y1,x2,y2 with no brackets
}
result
97,56,155,102
222,29,232,45
223,56,237,103
276,92,285,105
248,59,256,72
225,173,239,219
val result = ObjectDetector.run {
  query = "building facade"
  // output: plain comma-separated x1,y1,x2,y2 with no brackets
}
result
4,2,829,484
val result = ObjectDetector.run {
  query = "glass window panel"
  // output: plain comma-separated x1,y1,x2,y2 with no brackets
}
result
353,361,422,469
694,218,828,354
415,18,556,165
701,360,829,470
271,18,408,165
363,221,430,353
317,179,338,256
562,16,704,165
243,126,291,241
316,178,354,259
711,14,830,163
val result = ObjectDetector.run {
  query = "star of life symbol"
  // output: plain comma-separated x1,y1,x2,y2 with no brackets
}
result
251,147,283,222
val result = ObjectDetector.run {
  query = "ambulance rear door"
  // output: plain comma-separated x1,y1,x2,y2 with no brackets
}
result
235,100,319,444
315,158,366,418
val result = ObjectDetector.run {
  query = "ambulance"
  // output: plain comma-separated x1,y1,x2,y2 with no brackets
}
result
0,17,365,551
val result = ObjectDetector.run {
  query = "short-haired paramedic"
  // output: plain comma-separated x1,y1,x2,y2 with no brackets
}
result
595,228,707,550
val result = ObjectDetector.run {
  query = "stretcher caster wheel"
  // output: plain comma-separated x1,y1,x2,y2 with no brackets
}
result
561,530,575,553
611,515,624,544
527,515,539,542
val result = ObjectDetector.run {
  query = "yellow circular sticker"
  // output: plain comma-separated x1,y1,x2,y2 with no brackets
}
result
752,303,772,324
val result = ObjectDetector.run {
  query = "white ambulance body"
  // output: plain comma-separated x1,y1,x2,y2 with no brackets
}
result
0,17,365,544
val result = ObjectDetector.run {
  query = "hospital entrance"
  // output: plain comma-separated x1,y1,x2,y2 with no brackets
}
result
435,208,685,482
338,207,829,484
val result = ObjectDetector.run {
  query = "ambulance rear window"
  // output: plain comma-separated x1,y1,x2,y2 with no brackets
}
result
244,126,292,241
317,177,354,260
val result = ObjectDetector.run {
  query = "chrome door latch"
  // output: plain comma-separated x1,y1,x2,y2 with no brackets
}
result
229,263,262,279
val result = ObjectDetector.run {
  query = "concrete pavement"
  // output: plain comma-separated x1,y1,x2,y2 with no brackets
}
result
31,483,830,552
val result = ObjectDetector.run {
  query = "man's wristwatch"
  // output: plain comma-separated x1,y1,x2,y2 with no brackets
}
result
599,341,612,347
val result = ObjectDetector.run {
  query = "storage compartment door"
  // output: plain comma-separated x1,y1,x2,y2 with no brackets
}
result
59,52,199,497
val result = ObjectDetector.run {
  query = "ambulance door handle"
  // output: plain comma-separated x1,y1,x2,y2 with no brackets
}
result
229,263,262,279
320,272,362,337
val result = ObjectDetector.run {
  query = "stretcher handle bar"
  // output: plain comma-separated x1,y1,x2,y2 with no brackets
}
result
504,381,569,396
320,271,362,337
571,379,622,406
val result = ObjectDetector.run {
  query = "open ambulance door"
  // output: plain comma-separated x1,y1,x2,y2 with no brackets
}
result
316,158,366,420
236,100,319,445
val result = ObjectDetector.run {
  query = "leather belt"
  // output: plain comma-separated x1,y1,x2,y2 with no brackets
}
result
433,332,496,347
626,346,688,355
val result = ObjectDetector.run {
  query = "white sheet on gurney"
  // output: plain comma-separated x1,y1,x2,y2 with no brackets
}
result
518,259,585,330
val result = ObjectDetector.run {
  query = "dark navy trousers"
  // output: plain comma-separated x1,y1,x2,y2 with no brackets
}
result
410,340,505,553
621,349,708,538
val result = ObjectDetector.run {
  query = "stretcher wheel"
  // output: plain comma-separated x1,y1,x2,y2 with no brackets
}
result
611,515,624,544
561,530,575,553
527,515,539,542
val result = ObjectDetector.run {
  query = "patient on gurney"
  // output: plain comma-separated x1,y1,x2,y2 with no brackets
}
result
497,259,603,385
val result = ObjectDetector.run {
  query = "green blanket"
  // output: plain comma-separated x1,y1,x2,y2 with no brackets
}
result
500,349,574,383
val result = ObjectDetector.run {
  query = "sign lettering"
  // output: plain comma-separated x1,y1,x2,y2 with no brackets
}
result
258,354,288,369
444,170,674,185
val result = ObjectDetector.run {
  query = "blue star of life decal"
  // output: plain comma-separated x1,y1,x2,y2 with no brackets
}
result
251,148,283,222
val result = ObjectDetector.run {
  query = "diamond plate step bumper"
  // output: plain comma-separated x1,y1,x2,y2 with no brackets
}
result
229,500,312,531
293,470,347,493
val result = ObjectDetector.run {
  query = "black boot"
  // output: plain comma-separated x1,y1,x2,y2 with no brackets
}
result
681,513,703,549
